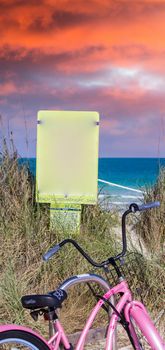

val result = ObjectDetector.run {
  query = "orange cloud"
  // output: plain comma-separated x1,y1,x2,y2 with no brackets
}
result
0,0,165,156
1,1,165,65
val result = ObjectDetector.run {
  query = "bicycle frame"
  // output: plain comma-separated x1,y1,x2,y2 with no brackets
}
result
75,279,164,350
1,275,164,350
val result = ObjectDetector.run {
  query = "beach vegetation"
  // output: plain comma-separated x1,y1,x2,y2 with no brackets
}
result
0,137,164,336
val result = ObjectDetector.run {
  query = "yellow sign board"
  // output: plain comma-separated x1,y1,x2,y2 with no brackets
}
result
36,111,99,205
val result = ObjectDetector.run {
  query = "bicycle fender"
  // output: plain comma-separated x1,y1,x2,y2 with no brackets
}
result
124,300,165,350
0,324,51,349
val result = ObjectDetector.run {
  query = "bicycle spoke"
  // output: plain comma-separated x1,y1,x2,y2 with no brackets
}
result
0,340,39,350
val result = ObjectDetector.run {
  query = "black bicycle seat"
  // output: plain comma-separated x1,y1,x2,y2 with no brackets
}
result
21,289,67,310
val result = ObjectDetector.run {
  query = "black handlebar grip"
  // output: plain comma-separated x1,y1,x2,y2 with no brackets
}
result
43,244,60,261
138,201,160,212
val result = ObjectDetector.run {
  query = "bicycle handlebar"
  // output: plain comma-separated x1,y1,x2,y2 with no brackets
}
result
43,244,60,261
43,201,160,266
43,238,107,267
137,201,160,212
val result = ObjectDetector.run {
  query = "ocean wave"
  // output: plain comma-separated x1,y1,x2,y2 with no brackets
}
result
111,201,132,205
99,194,143,199
120,195,143,199
98,194,143,208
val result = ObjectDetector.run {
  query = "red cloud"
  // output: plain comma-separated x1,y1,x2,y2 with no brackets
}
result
0,0,165,156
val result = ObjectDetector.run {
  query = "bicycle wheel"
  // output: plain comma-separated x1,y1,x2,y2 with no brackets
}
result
129,317,151,349
128,306,165,350
0,330,50,350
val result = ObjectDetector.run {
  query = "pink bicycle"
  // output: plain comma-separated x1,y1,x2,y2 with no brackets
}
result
0,202,164,349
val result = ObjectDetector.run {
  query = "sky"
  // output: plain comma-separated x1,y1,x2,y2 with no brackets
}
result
0,0,165,157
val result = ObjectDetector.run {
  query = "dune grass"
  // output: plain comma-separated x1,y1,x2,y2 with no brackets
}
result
0,138,164,337
0,138,119,333
131,169,165,324
135,168,165,257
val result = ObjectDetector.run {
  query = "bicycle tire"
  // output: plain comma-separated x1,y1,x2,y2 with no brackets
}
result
128,306,165,350
0,329,50,350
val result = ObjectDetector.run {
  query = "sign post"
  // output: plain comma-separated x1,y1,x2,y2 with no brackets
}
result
36,110,99,233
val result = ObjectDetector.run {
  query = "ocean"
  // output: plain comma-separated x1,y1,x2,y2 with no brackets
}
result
21,158,165,208
98,158,165,208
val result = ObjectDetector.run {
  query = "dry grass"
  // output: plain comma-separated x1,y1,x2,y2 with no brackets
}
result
131,169,165,312
0,138,119,334
135,168,165,257
0,138,164,338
